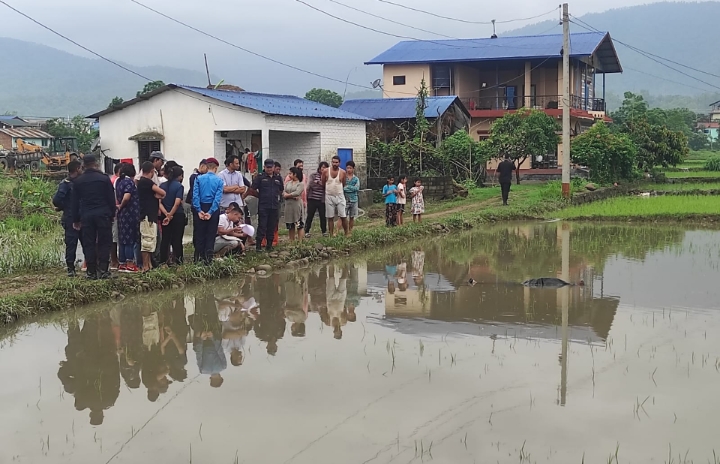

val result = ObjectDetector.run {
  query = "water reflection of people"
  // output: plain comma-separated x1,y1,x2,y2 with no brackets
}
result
254,275,287,355
325,265,348,340
119,306,143,389
141,304,171,401
344,264,360,323
285,272,308,337
57,314,120,425
412,249,425,286
191,294,226,388
162,297,188,382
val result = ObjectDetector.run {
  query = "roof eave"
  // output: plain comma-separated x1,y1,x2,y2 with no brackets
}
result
87,84,178,119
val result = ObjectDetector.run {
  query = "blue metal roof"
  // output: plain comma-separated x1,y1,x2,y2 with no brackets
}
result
339,96,462,120
366,32,622,73
176,85,371,120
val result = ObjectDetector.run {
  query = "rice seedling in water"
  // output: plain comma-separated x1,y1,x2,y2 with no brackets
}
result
555,195,720,220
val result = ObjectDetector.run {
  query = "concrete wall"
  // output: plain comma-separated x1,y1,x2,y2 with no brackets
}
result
382,64,431,98
266,116,367,184
268,130,321,174
366,176,454,200
98,89,367,188
98,88,267,183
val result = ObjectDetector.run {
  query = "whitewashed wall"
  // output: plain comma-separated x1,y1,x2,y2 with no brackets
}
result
97,89,266,186
266,116,367,182
269,130,321,174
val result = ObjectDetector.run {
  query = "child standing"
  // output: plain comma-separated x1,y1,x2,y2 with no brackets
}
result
409,178,425,222
396,175,407,226
382,176,398,227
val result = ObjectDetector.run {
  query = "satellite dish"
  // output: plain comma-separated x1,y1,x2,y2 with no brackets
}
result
371,79,382,89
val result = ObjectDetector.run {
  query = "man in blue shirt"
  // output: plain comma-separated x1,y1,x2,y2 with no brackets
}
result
192,157,224,264
250,158,284,253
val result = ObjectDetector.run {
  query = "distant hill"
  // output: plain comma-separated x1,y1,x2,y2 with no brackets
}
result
506,1,720,111
0,37,213,117
4,2,720,116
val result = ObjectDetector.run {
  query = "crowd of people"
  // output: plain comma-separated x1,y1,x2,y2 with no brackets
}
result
52,151,366,279
57,263,361,425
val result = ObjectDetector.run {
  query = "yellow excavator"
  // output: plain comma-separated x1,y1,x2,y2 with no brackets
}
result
1,138,83,171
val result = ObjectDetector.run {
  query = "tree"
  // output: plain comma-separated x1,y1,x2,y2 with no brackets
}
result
45,116,99,153
610,92,649,128
413,78,432,175
437,130,490,184
107,96,124,109
487,108,560,184
136,80,165,97
571,122,637,184
304,88,343,108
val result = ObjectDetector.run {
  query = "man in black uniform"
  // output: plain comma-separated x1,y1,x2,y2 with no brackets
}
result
71,155,116,280
251,158,283,253
52,160,83,277
497,154,516,206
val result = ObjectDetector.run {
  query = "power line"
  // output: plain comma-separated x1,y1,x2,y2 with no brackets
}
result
326,0,453,38
296,0,555,50
623,66,714,94
128,0,380,92
377,0,560,25
0,0,268,116
571,14,720,81
570,16,720,91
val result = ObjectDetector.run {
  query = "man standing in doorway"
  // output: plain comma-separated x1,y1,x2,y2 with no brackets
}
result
323,155,348,237
497,154,516,206
53,160,83,277
71,155,116,280
218,155,247,214
251,159,283,253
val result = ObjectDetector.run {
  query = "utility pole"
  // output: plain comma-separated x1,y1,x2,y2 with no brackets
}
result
562,3,571,198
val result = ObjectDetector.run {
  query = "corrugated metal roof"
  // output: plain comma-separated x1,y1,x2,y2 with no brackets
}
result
176,85,371,120
0,127,53,139
366,32,622,73
339,96,462,120
89,84,372,121
0,116,33,127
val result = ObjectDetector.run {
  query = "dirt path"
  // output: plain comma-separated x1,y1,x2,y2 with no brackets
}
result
0,270,65,298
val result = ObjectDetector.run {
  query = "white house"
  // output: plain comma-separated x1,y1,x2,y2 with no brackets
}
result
88,84,370,182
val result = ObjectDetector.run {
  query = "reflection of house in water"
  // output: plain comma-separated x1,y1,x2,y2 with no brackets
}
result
364,262,617,343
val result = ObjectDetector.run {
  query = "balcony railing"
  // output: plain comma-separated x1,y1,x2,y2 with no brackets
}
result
462,95,606,113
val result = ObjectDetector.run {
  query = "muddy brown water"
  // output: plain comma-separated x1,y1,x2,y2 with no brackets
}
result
2,222,720,463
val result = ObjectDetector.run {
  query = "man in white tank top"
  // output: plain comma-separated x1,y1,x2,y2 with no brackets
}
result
322,155,348,237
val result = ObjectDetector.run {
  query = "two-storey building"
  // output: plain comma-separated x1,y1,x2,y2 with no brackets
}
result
365,31,622,170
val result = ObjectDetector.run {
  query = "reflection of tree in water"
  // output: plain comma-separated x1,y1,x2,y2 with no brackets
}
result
57,314,120,425
569,224,685,273
254,276,287,355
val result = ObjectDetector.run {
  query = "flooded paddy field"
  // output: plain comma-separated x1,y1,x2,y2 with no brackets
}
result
2,222,720,463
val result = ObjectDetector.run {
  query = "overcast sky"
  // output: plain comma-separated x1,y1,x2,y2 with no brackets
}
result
0,0,706,95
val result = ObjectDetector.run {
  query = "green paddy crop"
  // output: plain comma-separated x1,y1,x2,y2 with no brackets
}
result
554,195,720,220
664,170,720,178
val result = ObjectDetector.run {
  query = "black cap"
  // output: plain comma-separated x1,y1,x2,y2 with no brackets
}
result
264,158,274,167
83,154,97,166
149,151,166,161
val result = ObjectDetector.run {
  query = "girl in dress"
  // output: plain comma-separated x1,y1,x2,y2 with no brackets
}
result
409,178,425,223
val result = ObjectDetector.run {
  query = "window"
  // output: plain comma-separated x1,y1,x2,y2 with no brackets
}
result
138,140,161,164
431,65,452,89
392,75,406,86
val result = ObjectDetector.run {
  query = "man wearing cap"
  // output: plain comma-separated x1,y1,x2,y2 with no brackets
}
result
186,159,208,209
192,157,225,264
70,155,117,280
250,158,284,253
135,151,165,185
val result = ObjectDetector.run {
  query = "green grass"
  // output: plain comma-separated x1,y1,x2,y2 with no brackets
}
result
686,149,719,161
664,170,720,178
647,182,720,192
554,195,720,220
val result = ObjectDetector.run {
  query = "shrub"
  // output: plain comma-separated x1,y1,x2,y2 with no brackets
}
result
571,122,638,184
704,155,720,171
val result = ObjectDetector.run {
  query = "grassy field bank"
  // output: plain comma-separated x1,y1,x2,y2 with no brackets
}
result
553,195,720,221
